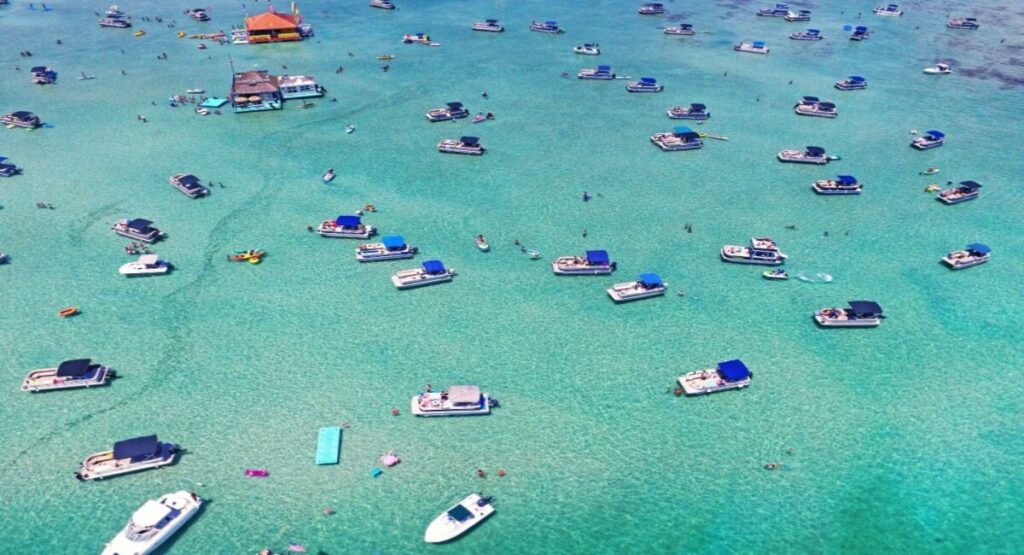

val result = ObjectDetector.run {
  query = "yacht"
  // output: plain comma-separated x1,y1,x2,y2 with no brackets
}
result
757,3,790,17
101,491,203,555
812,175,861,195
573,43,600,55
552,250,616,275
120,254,171,276
112,218,164,243
412,385,491,416
790,28,823,40
0,156,21,177
31,66,58,84
530,21,564,34
426,102,469,122
578,65,615,80
184,8,209,21
814,301,884,328
438,136,485,155
638,3,665,15
472,19,504,32
391,260,456,289
105,5,125,17
99,17,132,28
911,130,944,150
1,111,42,128
947,18,979,30
76,435,179,481
664,24,695,36
784,10,812,22
318,215,375,239
835,75,867,90
666,103,710,120
850,26,870,40
678,359,752,395
734,41,769,54
720,237,787,265
607,273,667,302
424,494,495,543
626,77,663,92
942,243,990,269
873,4,903,16
402,33,431,44
21,358,113,392
778,146,833,164
923,63,951,74
168,173,209,198
795,100,837,118
937,181,981,205
355,235,417,261
651,126,703,151
371,0,396,9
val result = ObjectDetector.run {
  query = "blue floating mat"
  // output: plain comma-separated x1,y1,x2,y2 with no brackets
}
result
315,426,341,465
200,98,228,108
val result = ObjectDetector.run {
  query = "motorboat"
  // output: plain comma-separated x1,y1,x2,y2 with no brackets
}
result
355,235,417,261
873,4,903,16
322,169,336,182
651,126,703,151
105,5,125,17
438,136,485,155
552,250,616,275
168,173,209,198
391,260,456,289
850,26,870,40
472,19,504,32
911,130,944,150
573,43,601,55
371,0,396,9
666,103,710,120
664,24,695,36
402,33,431,44
1,111,42,129
937,181,981,205
21,358,113,392
31,66,58,84
795,100,837,118
784,10,812,22
947,18,979,30
76,435,178,481
678,360,752,395
638,3,665,15
99,17,132,28
185,8,209,21
734,41,769,54
790,28,823,40
607,273,667,302
763,268,789,280
112,218,164,242
777,146,833,164
578,65,615,80
475,235,490,251
720,237,787,265
812,175,862,195
426,102,469,122
835,75,867,90
942,243,991,269
318,215,375,239
0,156,22,177
101,491,202,555
412,385,491,417
626,77,663,92
814,300,884,328
120,254,171,276
424,493,495,543
530,21,564,34
757,3,790,17
923,63,951,74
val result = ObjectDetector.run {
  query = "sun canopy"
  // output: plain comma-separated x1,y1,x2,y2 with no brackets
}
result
597,65,611,71
639,273,663,287
460,136,480,146
139,254,159,265
855,26,868,31
818,102,836,109
335,215,361,228
966,243,990,254
673,127,700,139
446,102,464,110
850,75,865,81
448,385,482,405
56,359,92,377
924,130,945,138
837,175,857,185
959,180,982,190
112,435,161,461
11,111,37,119
127,219,154,232
753,41,766,47
718,359,751,382
848,300,883,317
586,250,610,265
382,235,406,250
31,66,49,73
422,260,446,274
545,21,557,25
802,96,820,102
447,504,475,522
641,77,657,84
806,146,826,156
690,103,706,110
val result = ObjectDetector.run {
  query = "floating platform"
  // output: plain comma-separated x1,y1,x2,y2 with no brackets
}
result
200,98,228,108
316,426,341,465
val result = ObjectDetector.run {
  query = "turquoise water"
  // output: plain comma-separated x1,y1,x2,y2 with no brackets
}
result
2,0,1023,552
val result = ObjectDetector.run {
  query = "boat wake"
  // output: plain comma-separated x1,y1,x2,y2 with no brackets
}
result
796,272,833,284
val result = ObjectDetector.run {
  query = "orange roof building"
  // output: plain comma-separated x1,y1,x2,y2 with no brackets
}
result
245,10,302,43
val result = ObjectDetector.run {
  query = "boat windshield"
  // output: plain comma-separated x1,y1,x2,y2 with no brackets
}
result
447,504,475,522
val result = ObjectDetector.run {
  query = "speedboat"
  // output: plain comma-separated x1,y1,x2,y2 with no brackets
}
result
720,237,787,265
1,111,42,129
812,175,862,195
850,26,870,40
784,10,812,22
112,218,164,242
355,235,417,261
664,24,695,36
942,243,990,269
795,100,837,118
412,385,491,417
626,77,663,92
318,215,375,239
371,0,396,9
322,169,336,182
678,360,752,395
757,3,790,17
937,181,981,205
638,3,665,15
424,494,495,543
778,146,833,164
650,126,703,151
391,260,456,289
99,17,132,28
923,63,951,74
438,136,485,155
835,75,867,90
814,301,884,328
120,254,171,276
552,250,616,275
0,156,22,177
168,173,209,198
530,21,564,34
185,8,209,21
573,43,600,55
105,5,125,17
475,235,490,251
873,4,903,16
607,273,667,302
734,41,769,54
790,28,822,40
911,130,944,150
578,65,615,80
472,19,504,32
402,33,431,44
763,268,789,280
947,18,979,30
76,435,178,481
31,66,58,84
101,491,202,555
426,101,469,122
666,103,710,120
21,358,113,393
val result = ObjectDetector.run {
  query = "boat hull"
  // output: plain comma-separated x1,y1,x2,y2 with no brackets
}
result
101,492,202,555
678,372,751,395
814,315,881,327
391,272,455,289
77,444,178,480
424,494,495,543
607,286,666,302
21,366,111,392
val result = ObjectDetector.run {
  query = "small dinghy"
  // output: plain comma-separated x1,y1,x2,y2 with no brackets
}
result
346,125,355,134
475,235,490,251
322,169,336,182
762,268,789,280
527,249,541,259
424,493,495,543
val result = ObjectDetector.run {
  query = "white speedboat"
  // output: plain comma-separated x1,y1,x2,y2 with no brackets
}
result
850,26,870,40
412,385,491,417
101,491,203,555
472,19,504,32
318,215,375,239
911,130,944,150
438,136,485,155
552,250,616,275
757,3,790,17
873,4,903,16
784,10,812,22
112,218,164,242
651,127,703,151
795,100,837,118
937,181,981,205
734,41,769,54
607,273,667,302
530,21,564,34
426,102,469,122
322,169,336,182
573,43,600,55
664,24,695,35
21,358,113,393
942,244,990,269
99,17,132,28
424,493,495,543
812,175,862,195
638,3,665,15
391,260,456,289
168,174,208,198
814,301,884,328
626,77,663,92
834,75,867,90
371,0,396,9
777,146,833,164
923,63,951,75
790,28,823,40
678,360,752,395
666,103,709,120
76,435,178,481
355,235,417,261
720,237,787,265
947,18,979,30
578,65,615,80
763,268,789,280
119,254,171,276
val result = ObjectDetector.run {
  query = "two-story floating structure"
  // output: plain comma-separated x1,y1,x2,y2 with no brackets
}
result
277,75,325,99
231,70,282,112
244,7,305,44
